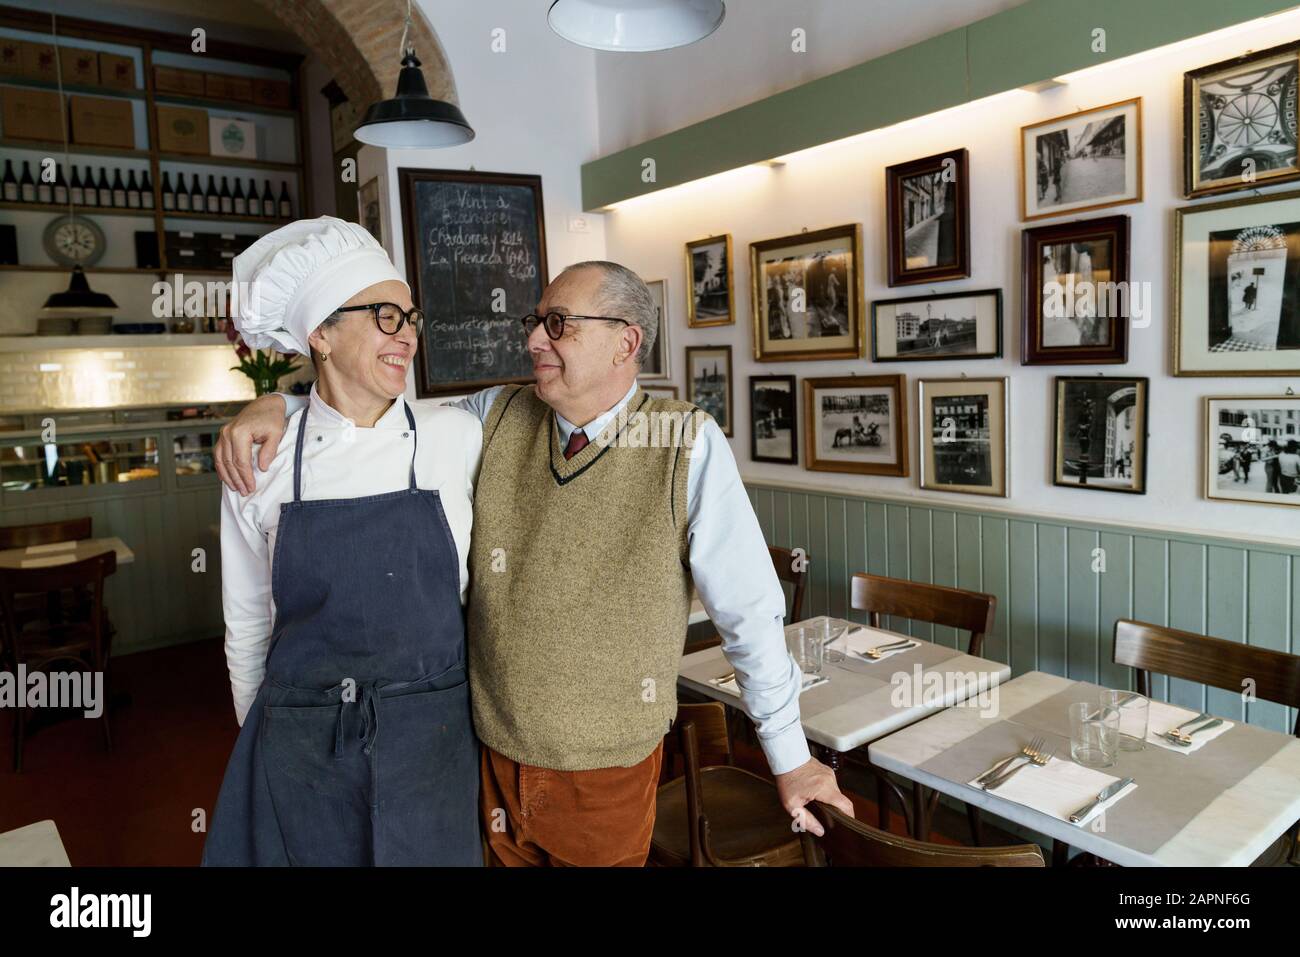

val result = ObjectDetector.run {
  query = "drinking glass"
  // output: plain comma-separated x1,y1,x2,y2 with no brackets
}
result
1102,689,1148,751
815,617,844,664
1069,701,1119,768
787,625,824,675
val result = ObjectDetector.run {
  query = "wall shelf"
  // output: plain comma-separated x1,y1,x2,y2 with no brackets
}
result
0,264,231,275
0,333,232,350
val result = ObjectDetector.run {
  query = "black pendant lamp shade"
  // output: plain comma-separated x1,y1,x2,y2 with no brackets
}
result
354,50,474,148
42,265,118,314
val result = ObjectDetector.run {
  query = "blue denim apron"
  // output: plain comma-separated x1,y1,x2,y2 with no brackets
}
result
203,403,480,866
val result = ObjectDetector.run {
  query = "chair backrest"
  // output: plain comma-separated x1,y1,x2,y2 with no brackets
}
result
0,551,116,667
661,702,733,866
0,517,92,550
850,573,996,656
800,801,1045,867
1114,618,1300,736
768,546,808,622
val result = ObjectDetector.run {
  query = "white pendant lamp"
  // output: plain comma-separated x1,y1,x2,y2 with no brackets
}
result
354,0,474,148
547,0,725,52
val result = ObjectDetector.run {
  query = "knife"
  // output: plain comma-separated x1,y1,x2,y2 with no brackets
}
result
1068,777,1134,823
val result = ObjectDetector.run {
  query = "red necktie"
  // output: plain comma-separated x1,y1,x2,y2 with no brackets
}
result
563,429,589,460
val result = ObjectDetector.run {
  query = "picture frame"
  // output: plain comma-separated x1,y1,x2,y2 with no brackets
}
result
1204,395,1300,508
1052,376,1149,495
750,375,798,465
1173,189,1300,376
885,148,970,285
803,375,908,476
639,278,671,380
685,235,735,327
1184,40,1300,199
1021,215,1130,365
1021,98,1142,221
641,384,679,400
917,377,1008,497
685,345,733,437
871,288,1003,362
358,176,384,247
750,223,864,362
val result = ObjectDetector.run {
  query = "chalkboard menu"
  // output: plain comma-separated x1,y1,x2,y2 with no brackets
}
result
398,168,548,396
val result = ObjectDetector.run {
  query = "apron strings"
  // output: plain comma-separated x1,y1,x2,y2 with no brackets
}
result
331,682,382,757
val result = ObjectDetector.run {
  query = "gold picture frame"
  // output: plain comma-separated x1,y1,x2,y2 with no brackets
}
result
917,377,1008,497
1020,98,1143,222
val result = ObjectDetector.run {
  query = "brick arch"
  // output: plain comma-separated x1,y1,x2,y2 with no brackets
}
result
253,0,459,112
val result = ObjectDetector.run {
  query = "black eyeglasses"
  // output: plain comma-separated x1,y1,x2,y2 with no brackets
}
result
333,302,424,337
520,311,631,340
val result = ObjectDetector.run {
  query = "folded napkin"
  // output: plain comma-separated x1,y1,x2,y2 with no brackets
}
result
1145,700,1233,754
826,625,920,664
709,672,828,696
967,755,1137,825
25,541,78,555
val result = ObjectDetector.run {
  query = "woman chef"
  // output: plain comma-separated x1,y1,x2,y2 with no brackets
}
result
203,217,483,866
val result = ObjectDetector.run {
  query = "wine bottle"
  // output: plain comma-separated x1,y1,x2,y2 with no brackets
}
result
219,176,232,215
189,174,203,212
126,169,141,208
112,169,127,207
37,163,52,204
206,175,220,214
232,177,246,216
97,168,111,206
69,165,84,206
261,180,274,217
53,164,68,205
277,181,291,218
18,161,35,202
161,172,175,211
246,178,259,217
81,166,98,207
140,170,154,209
2,159,17,202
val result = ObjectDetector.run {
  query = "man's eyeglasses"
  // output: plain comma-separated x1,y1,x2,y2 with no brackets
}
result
520,311,631,340
333,302,424,337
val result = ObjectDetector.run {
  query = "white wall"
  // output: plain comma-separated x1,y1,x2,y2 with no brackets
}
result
601,12,1300,545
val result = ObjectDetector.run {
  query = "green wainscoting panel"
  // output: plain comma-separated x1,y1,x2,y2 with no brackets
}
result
582,0,1300,208
745,479,1299,734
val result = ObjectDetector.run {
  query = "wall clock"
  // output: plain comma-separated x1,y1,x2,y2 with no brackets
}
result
42,214,106,267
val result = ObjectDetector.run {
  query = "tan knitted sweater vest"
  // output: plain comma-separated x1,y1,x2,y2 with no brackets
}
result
468,384,704,770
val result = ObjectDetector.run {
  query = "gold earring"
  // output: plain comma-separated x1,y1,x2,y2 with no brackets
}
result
320,352,329,362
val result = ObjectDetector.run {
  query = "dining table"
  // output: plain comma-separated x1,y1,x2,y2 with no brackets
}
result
867,670,1300,866
678,614,1011,834
0,820,71,866
0,536,135,570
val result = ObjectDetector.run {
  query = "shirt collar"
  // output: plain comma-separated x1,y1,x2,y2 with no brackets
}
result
555,380,639,445
308,382,408,430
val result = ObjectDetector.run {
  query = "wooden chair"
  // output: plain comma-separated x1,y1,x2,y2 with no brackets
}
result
0,551,117,772
0,518,94,632
1114,618,1300,866
849,573,997,844
800,801,1044,867
649,702,803,866
682,545,808,656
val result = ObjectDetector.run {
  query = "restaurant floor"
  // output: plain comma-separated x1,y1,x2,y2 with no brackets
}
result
1,639,1288,866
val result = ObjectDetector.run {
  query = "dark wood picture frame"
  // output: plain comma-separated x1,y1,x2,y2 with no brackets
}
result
685,345,734,437
803,374,908,477
398,167,548,397
885,148,970,286
1021,215,1130,365
1184,40,1300,199
749,374,798,465
1052,375,1149,495
685,235,735,327
870,288,1003,362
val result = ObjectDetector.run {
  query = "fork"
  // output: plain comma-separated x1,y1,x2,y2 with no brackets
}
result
858,639,917,660
982,745,1055,790
975,736,1046,785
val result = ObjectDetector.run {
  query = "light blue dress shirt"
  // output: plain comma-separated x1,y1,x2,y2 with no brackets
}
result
280,383,811,774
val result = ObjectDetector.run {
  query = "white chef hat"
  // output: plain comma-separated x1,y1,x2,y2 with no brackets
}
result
230,216,409,355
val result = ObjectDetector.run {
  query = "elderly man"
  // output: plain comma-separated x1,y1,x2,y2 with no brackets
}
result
215,260,852,866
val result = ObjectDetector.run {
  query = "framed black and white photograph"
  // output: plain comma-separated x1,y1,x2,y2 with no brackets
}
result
871,288,1002,361
1053,376,1149,495
1185,41,1300,199
639,278,671,379
1205,396,1300,507
1174,189,1300,375
917,377,1008,497
885,148,970,286
1022,215,1130,364
642,384,679,400
1021,98,1142,221
750,375,797,465
686,345,733,436
359,176,384,247
750,224,863,362
685,235,734,327
803,375,907,476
